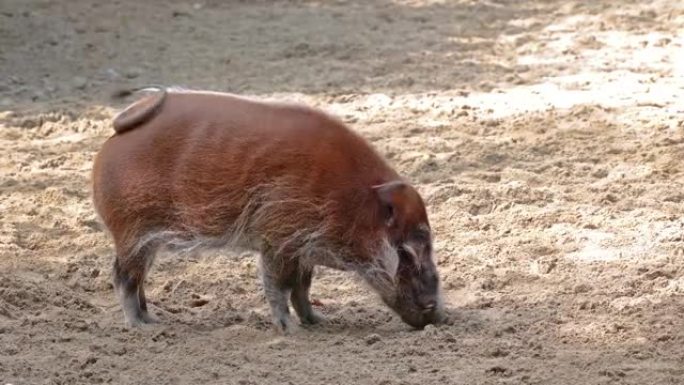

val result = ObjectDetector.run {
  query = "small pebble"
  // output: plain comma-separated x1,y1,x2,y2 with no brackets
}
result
365,333,382,345
125,68,141,79
73,76,87,90
189,298,209,307
266,337,289,350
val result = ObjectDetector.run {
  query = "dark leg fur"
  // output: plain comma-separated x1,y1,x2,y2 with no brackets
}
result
290,268,324,325
260,247,325,332
138,285,158,323
113,248,156,327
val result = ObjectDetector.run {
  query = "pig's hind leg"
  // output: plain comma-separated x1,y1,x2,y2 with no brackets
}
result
113,243,159,327
137,284,158,324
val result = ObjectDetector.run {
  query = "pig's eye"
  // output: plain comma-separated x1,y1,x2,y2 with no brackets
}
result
401,243,418,259
411,227,431,243
399,244,420,269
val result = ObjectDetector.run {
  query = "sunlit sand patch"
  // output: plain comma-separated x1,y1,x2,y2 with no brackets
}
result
558,220,682,263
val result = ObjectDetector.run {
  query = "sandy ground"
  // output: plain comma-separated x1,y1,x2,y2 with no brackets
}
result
1,0,684,384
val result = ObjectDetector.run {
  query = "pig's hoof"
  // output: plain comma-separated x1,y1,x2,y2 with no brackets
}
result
141,312,160,324
124,311,160,329
125,318,150,329
273,315,295,335
300,311,325,325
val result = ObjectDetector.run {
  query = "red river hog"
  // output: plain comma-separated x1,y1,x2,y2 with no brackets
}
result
92,87,443,332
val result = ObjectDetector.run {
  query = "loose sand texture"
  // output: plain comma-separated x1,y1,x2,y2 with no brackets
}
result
1,1,683,384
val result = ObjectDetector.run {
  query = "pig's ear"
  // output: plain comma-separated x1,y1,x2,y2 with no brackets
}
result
372,181,408,228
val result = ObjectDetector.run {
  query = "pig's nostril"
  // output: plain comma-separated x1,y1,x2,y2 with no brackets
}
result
422,301,437,312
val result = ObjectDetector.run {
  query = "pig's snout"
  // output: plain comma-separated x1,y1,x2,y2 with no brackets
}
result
364,251,443,329
390,285,443,329
393,298,443,329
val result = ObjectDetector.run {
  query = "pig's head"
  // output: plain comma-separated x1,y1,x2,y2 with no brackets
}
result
361,180,443,329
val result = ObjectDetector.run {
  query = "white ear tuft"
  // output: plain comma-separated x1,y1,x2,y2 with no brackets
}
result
377,238,399,278
402,243,420,267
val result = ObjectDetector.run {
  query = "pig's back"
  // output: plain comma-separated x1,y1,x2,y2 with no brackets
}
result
95,91,397,242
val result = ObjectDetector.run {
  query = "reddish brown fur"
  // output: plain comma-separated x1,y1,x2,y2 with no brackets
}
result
93,89,442,330
96,91,398,258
